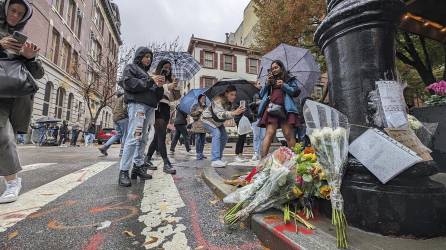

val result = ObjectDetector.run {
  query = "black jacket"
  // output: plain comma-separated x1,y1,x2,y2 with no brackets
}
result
174,107,188,125
119,47,163,108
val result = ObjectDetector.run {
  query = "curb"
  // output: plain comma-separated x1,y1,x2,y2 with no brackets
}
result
201,166,235,200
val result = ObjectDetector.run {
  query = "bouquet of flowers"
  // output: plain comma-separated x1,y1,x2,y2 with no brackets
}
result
303,100,350,249
425,80,446,106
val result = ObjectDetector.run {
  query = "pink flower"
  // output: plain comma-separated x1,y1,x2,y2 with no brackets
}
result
296,175,303,186
426,80,446,96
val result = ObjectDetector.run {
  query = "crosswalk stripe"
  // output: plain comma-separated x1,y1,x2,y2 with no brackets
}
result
138,161,190,249
21,163,57,173
0,161,116,232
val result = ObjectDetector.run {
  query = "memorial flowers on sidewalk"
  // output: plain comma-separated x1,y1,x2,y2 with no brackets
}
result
303,100,350,249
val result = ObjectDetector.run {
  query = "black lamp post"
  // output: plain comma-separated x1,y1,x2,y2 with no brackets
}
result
315,0,446,237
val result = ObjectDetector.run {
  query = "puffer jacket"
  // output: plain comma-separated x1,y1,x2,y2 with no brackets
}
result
190,103,207,133
119,47,163,108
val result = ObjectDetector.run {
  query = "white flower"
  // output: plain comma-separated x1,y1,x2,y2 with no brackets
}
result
333,127,347,140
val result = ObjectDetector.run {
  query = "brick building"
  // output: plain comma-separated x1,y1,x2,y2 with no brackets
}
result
23,0,121,131
186,36,261,92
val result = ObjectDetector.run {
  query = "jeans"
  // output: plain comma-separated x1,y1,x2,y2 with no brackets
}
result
102,118,128,151
252,120,266,155
71,130,79,146
16,134,25,144
120,103,155,171
84,133,95,146
170,124,190,152
38,128,46,145
203,123,228,161
195,133,206,159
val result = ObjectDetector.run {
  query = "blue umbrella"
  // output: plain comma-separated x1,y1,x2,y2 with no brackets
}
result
179,88,209,114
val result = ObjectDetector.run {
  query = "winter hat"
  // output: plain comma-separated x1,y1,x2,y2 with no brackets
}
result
5,0,33,27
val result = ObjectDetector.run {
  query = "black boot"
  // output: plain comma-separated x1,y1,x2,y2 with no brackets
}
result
145,160,157,170
99,147,108,156
119,170,131,187
163,161,177,175
131,164,153,180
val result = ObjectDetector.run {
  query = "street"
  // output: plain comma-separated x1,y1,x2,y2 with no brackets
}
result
0,145,262,250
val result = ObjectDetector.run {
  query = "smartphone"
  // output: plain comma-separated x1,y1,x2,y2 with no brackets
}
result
13,31,28,44
240,100,246,108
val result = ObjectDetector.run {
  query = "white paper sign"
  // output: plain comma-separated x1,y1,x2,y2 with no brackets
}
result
376,81,408,128
349,129,423,184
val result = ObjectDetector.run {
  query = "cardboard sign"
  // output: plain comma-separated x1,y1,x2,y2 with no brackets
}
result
376,81,408,128
384,128,433,161
349,129,423,184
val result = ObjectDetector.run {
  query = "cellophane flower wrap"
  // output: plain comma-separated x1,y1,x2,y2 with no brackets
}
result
303,100,350,248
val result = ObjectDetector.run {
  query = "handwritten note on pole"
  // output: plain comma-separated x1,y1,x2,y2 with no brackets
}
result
376,81,408,128
384,128,433,161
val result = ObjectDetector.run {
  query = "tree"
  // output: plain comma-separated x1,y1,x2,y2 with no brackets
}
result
396,31,445,87
73,45,134,126
252,0,327,71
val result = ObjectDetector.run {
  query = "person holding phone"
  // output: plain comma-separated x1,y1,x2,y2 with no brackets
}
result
201,86,246,168
145,60,180,175
257,60,301,158
0,0,45,204
233,99,254,162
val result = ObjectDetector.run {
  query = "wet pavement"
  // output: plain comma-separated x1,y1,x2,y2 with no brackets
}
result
0,144,262,250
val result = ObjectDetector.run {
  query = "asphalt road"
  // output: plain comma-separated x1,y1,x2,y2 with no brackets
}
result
0,144,262,250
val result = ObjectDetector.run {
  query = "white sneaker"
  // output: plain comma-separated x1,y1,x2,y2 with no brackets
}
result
235,155,248,163
0,178,22,204
251,153,259,161
211,160,227,168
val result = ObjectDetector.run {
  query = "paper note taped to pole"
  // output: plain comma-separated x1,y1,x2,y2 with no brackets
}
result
349,129,423,184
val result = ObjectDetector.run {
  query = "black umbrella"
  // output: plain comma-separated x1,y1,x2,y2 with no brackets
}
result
204,79,259,104
35,117,61,123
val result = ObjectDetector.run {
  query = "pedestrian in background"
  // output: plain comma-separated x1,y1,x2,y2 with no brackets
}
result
145,60,180,174
233,100,254,163
16,133,25,145
118,47,164,187
99,89,128,157
70,124,81,147
170,106,194,156
202,85,245,168
0,0,44,204
258,60,301,158
84,122,96,147
190,94,207,160
250,88,265,161
58,121,68,146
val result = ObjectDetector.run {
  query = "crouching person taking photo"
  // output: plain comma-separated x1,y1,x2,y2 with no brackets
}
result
201,86,245,168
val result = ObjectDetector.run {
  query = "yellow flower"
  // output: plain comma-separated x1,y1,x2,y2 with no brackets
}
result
319,171,326,180
320,185,331,199
292,186,303,198
303,153,317,162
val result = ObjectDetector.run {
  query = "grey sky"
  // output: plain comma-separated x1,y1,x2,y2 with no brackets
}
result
113,0,251,50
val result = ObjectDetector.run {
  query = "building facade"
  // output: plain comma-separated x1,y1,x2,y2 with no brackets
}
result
186,36,261,93
24,0,121,131
227,0,258,48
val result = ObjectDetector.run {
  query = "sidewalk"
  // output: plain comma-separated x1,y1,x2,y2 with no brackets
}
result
202,163,446,250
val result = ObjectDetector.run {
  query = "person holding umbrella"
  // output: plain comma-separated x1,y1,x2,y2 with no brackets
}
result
145,60,180,174
202,85,245,168
190,94,208,160
258,60,301,158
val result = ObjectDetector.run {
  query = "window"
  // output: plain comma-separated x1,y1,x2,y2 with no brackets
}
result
53,0,64,16
55,87,65,119
67,0,76,30
201,76,217,88
91,38,102,62
61,40,72,72
223,54,235,71
50,29,60,65
247,58,259,74
66,93,74,121
204,52,214,68
77,101,83,122
71,50,79,77
76,12,83,38
94,4,104,34
42,82,53,116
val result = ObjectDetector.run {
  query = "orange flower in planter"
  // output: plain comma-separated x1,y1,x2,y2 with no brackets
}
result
304,146,316,154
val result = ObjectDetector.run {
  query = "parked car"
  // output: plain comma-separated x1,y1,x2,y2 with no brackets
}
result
96,128,117,145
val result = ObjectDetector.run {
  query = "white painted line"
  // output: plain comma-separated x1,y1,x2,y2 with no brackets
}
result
138,161,190,249
21,163,57,172
0,161,116,232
